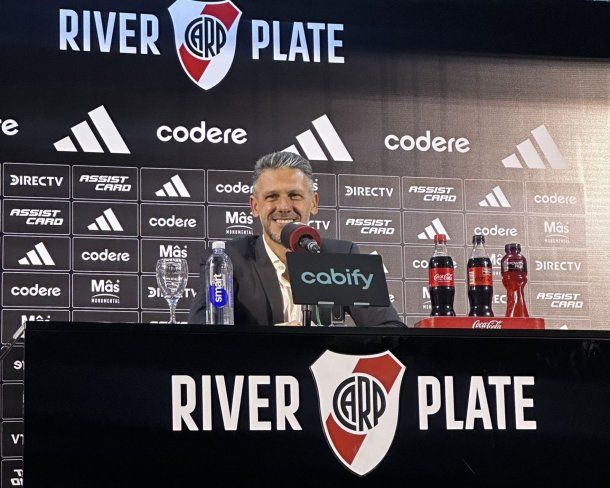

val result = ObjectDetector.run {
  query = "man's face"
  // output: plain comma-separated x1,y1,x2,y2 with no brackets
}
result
250,168,319,245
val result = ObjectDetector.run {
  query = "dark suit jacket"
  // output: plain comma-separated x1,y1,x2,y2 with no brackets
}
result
188,235,404,327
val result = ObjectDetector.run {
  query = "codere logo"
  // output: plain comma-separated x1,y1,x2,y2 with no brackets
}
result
284,115,353,162
502,125,568,170
18,242,55,266
54,105,130,154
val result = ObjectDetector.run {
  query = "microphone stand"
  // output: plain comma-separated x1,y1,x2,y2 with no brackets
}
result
301,244,321,328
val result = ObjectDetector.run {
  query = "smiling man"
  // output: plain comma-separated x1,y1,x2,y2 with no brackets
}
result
189,151,404,327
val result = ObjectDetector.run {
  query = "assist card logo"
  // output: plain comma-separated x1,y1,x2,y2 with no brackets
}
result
168,0,242,90
310,351,405,476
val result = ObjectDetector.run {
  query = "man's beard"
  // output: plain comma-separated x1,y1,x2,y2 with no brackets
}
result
262,219,283,245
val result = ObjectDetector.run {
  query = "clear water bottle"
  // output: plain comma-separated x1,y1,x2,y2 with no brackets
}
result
204,241,234,325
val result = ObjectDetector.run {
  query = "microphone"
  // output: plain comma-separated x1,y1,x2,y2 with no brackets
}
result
280,222,322,253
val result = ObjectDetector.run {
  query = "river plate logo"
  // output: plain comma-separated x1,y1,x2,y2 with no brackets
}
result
168,0,242,90
310,351,406,476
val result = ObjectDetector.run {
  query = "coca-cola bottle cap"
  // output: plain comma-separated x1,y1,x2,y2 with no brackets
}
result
434,234,447,243
472,234,485,245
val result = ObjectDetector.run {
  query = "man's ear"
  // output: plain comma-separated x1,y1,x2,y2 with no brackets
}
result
310,192,319,216
250,194,259,217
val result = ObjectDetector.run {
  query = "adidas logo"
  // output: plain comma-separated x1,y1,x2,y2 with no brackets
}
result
479,186,511,208
417,218,450,240
369,251,389,274
155,175,191,198
18,242,55,266
54,105,130,154
283,114,353,162
502,124,568,169
87,208,124,232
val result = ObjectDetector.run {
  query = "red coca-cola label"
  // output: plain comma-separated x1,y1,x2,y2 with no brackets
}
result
429,267,454,287
468,266,493,286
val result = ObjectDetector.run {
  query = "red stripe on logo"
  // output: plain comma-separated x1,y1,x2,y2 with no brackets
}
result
179,44,210,81
202,2,239,30
326,414,366,465
353,354,402,392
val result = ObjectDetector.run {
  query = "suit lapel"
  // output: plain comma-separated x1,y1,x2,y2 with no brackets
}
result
253,237,284,325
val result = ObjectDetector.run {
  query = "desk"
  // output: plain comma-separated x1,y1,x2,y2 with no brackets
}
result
25,323,610,486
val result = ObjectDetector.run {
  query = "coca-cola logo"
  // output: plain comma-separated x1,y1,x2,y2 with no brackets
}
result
433,272,453,282
472,319,503,329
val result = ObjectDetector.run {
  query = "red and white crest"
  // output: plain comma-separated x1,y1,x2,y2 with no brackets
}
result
168,0,242,90
310,350,406,476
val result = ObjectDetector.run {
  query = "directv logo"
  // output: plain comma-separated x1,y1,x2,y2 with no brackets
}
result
418,218,450,240
502,125,568,169
283,114,352,162
155,175,191,198
18,242,55,266
479,186,511,208
54,105,130,154
87,208,124,232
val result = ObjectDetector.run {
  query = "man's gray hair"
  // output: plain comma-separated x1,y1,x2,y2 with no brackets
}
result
252,151,314,193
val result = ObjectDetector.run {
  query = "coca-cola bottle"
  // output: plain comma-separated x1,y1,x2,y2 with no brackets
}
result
467,234,494,317
428,234,455,316
501,243,529,317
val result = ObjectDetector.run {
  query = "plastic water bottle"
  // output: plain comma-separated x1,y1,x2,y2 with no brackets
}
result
204,241,234,325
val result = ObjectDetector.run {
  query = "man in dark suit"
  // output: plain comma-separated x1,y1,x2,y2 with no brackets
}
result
189,152,404,327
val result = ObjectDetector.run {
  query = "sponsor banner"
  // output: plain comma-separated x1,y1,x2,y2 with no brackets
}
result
525,182,585,214
530,283,590,317
140,168,205,202
207,205,260,239
339,209,402,244
1,459,23,488
543,318,592,330
72,165,138,200
141,311,190,325
2,273,70,308
528,248,588,283
403,211,465,246
1,309,70,344
402,177,463,212
73,238,139,273
141,239,205,274
464,179,525,213
1,421,23,457
2,162,70,199
3,199,70,235
1,345,24,382
140,203,206,238
357,244,403,279
73,202,138,237
140,275,199,310
2,383,23,420
72,310,140,323
207,170,253,204
404,281,467,316
72,274,139,309
307,208,338,239
313,174,337,207
465,213,526,247
387,280,404,315
338,174,400,209
403,245,466,281
3,236,70,271
526,215,586,249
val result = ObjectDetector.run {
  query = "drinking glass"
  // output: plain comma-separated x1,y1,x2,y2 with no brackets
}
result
156,258,188,324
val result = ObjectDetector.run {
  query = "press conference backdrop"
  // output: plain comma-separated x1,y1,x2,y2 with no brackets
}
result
0,0,609,484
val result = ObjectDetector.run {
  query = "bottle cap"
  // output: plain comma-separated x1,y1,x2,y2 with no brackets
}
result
212,241,226,250
505,243,521,253
434,234,447,243
472,234,485,245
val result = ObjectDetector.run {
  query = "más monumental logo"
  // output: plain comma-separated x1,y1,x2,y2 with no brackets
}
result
310,351,405,476
168,0,242,90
